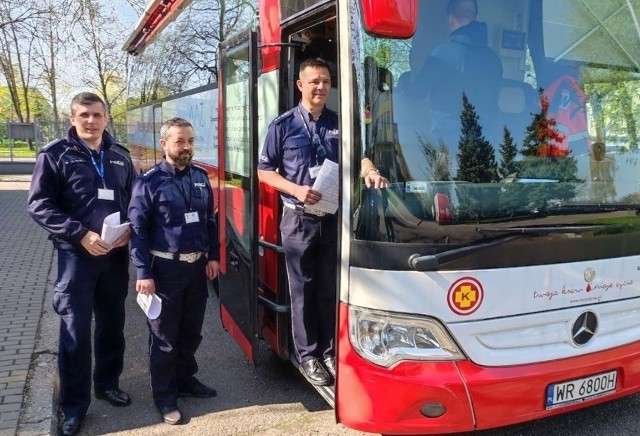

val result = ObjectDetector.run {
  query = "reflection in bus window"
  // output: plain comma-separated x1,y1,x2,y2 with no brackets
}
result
280,0,326,21
351,0,640,248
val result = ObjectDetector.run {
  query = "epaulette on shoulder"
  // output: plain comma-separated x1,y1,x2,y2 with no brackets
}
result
140,166,159,179
273,108,295,124
191,164,209,175
111,142,130,153
41,138,67,153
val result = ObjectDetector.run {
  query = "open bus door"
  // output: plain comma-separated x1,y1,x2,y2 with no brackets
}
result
218,30,260,364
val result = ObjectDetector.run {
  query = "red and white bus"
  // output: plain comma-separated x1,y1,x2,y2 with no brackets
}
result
124,0,640,433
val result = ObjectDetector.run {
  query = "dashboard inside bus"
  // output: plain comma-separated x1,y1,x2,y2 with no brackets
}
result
349,0,640,270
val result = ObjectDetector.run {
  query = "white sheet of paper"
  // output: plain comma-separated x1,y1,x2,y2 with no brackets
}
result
101,212,130,246
310,159,339,214
136,293,162,320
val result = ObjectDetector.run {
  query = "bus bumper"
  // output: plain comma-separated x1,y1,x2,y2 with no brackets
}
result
336,303,640,435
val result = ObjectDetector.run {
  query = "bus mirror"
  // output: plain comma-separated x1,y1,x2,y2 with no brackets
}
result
360,0,417,38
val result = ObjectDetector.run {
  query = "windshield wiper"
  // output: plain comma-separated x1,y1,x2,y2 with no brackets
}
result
408,223,624,271
408,235,522,271
547,203,640,214
476,224,619,235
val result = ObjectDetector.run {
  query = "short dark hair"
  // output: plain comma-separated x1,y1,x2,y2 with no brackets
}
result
299,57,331,78
447,0,478,21
160,117,193,140
70,92,106,115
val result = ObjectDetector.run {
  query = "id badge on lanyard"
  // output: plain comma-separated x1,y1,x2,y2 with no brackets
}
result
98,188,114,200
184,211,200,224
85,143,114,201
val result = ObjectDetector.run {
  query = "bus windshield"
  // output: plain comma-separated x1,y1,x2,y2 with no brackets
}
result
350,0,640,260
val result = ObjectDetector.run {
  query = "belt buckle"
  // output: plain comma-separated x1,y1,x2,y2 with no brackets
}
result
304,206,326,217
181,252,198,263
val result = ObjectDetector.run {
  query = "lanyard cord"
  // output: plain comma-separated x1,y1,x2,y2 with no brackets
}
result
297,106,325,166
80,141,106,188
174,167,193,212
298,106,323,141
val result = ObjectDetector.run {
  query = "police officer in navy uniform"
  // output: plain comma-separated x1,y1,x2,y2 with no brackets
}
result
257,58,388,386
27,92,136,436
128,117,220,426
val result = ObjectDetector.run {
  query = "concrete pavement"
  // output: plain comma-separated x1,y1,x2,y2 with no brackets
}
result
0,175,363,436
6,172,640,436
0,176,56,436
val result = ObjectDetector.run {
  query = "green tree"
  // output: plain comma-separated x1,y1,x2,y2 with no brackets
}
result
419,135,452,182
69,0,130,137
125,0,256,103
0,0,45,131
455,94,498,183
455,94,498,221
497,126,526,217
498,126,518,180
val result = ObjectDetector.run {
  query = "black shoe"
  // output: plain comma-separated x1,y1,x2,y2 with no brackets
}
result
58,415,83,436
95,388,132,407
323,357,336,379
159,405,182,425
300,358,331,386
178,378,217,398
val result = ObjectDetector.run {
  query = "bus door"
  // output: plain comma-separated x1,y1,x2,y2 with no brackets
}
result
218,30,260,364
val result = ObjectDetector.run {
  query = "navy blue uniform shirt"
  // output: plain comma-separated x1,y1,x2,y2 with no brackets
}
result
258,103,339,204
128,159,220,280
28,126,135,251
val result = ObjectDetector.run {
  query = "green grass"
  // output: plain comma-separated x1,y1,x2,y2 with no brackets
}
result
0,141,39,158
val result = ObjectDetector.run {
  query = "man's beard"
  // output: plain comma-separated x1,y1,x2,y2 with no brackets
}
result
169,150,193,167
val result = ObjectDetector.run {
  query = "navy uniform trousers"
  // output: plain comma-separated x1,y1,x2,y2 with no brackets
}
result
52,247,129,418
148,255,208,409
280,207,338,363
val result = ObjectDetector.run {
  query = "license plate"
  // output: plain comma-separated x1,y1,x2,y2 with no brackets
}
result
545,370,617,409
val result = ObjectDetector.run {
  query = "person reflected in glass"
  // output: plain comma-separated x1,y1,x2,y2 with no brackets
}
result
412,0,503,160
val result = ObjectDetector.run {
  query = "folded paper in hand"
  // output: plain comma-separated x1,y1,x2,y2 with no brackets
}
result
101,212,129,246
136,293,162,320
310,159,339,214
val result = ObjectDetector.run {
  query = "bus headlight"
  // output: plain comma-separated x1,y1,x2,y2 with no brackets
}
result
349,306,464,367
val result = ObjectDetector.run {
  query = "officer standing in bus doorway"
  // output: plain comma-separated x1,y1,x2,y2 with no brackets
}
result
27,92,136,436
257,58,388,386
128,117,220,425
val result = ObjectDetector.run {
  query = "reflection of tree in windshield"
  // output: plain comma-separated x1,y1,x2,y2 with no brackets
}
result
517,91,580,213
455,94,498,221
419,90,581,223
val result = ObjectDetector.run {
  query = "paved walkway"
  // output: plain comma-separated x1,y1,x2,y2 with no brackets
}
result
0,175,351,436
0,179,55,435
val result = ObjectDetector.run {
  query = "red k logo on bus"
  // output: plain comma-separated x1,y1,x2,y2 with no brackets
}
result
447,277,484,316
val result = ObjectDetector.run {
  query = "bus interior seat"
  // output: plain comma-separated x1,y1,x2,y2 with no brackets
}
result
498,78,538,145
